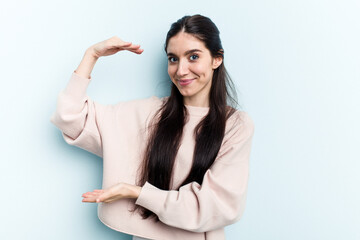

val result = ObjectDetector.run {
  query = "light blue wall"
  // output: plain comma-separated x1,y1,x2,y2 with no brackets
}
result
1,0,359,239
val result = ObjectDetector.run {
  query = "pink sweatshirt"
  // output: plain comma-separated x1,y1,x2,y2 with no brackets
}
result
50,71,255,240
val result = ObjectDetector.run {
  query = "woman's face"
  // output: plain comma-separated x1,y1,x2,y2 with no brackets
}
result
166,31,222,107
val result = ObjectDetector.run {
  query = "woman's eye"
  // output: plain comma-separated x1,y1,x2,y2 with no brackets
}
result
190,55,199,61
168,55,198,62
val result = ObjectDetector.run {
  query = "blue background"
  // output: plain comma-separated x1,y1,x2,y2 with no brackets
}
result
1,0,359,239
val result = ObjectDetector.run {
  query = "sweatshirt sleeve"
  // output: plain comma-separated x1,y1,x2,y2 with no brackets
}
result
135,112,255,232
50,71,106,158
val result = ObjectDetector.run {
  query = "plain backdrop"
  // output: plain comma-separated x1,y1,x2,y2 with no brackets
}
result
1,0,359,239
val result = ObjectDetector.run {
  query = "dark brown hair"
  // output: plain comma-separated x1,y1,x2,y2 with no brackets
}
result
131,14,238,221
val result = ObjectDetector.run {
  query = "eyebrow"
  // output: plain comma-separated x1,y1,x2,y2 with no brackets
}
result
167,49,203,57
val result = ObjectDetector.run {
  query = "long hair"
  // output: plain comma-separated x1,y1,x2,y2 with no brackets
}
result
131,14,238,221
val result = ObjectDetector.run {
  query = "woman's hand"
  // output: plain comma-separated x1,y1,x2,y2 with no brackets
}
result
81,182,142,203
88,36,144,59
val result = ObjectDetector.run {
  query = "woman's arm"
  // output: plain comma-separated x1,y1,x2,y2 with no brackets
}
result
50,36,144,157
135,112,255,232
50,71,104,157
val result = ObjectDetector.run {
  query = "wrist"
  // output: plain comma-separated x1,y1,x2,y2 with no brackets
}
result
74,49,98,79
85,47,99,60
123,183,142,199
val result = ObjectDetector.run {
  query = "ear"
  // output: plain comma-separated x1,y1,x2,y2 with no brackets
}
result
212,56,223,69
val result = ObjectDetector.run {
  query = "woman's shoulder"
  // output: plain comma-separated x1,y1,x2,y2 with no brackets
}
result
224,108,255,143
226,106,254,125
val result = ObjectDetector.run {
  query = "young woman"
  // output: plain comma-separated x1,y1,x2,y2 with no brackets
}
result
51,14,255,240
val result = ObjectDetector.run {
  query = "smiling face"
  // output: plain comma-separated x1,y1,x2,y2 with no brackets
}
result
166,31,222,107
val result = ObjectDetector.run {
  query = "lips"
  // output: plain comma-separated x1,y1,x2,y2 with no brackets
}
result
178,78,194,86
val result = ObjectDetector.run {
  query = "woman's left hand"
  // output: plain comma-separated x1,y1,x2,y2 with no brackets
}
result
81,182,142,203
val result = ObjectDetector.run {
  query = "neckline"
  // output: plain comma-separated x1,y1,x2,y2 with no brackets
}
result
184,104,209,117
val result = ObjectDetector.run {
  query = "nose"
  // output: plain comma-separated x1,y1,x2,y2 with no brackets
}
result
176,59,189,77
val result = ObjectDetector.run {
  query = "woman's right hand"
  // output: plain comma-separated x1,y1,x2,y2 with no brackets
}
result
88,36,144,59
74,36,142,79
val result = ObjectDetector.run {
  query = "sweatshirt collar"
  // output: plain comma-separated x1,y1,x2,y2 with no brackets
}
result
184,104,209,117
